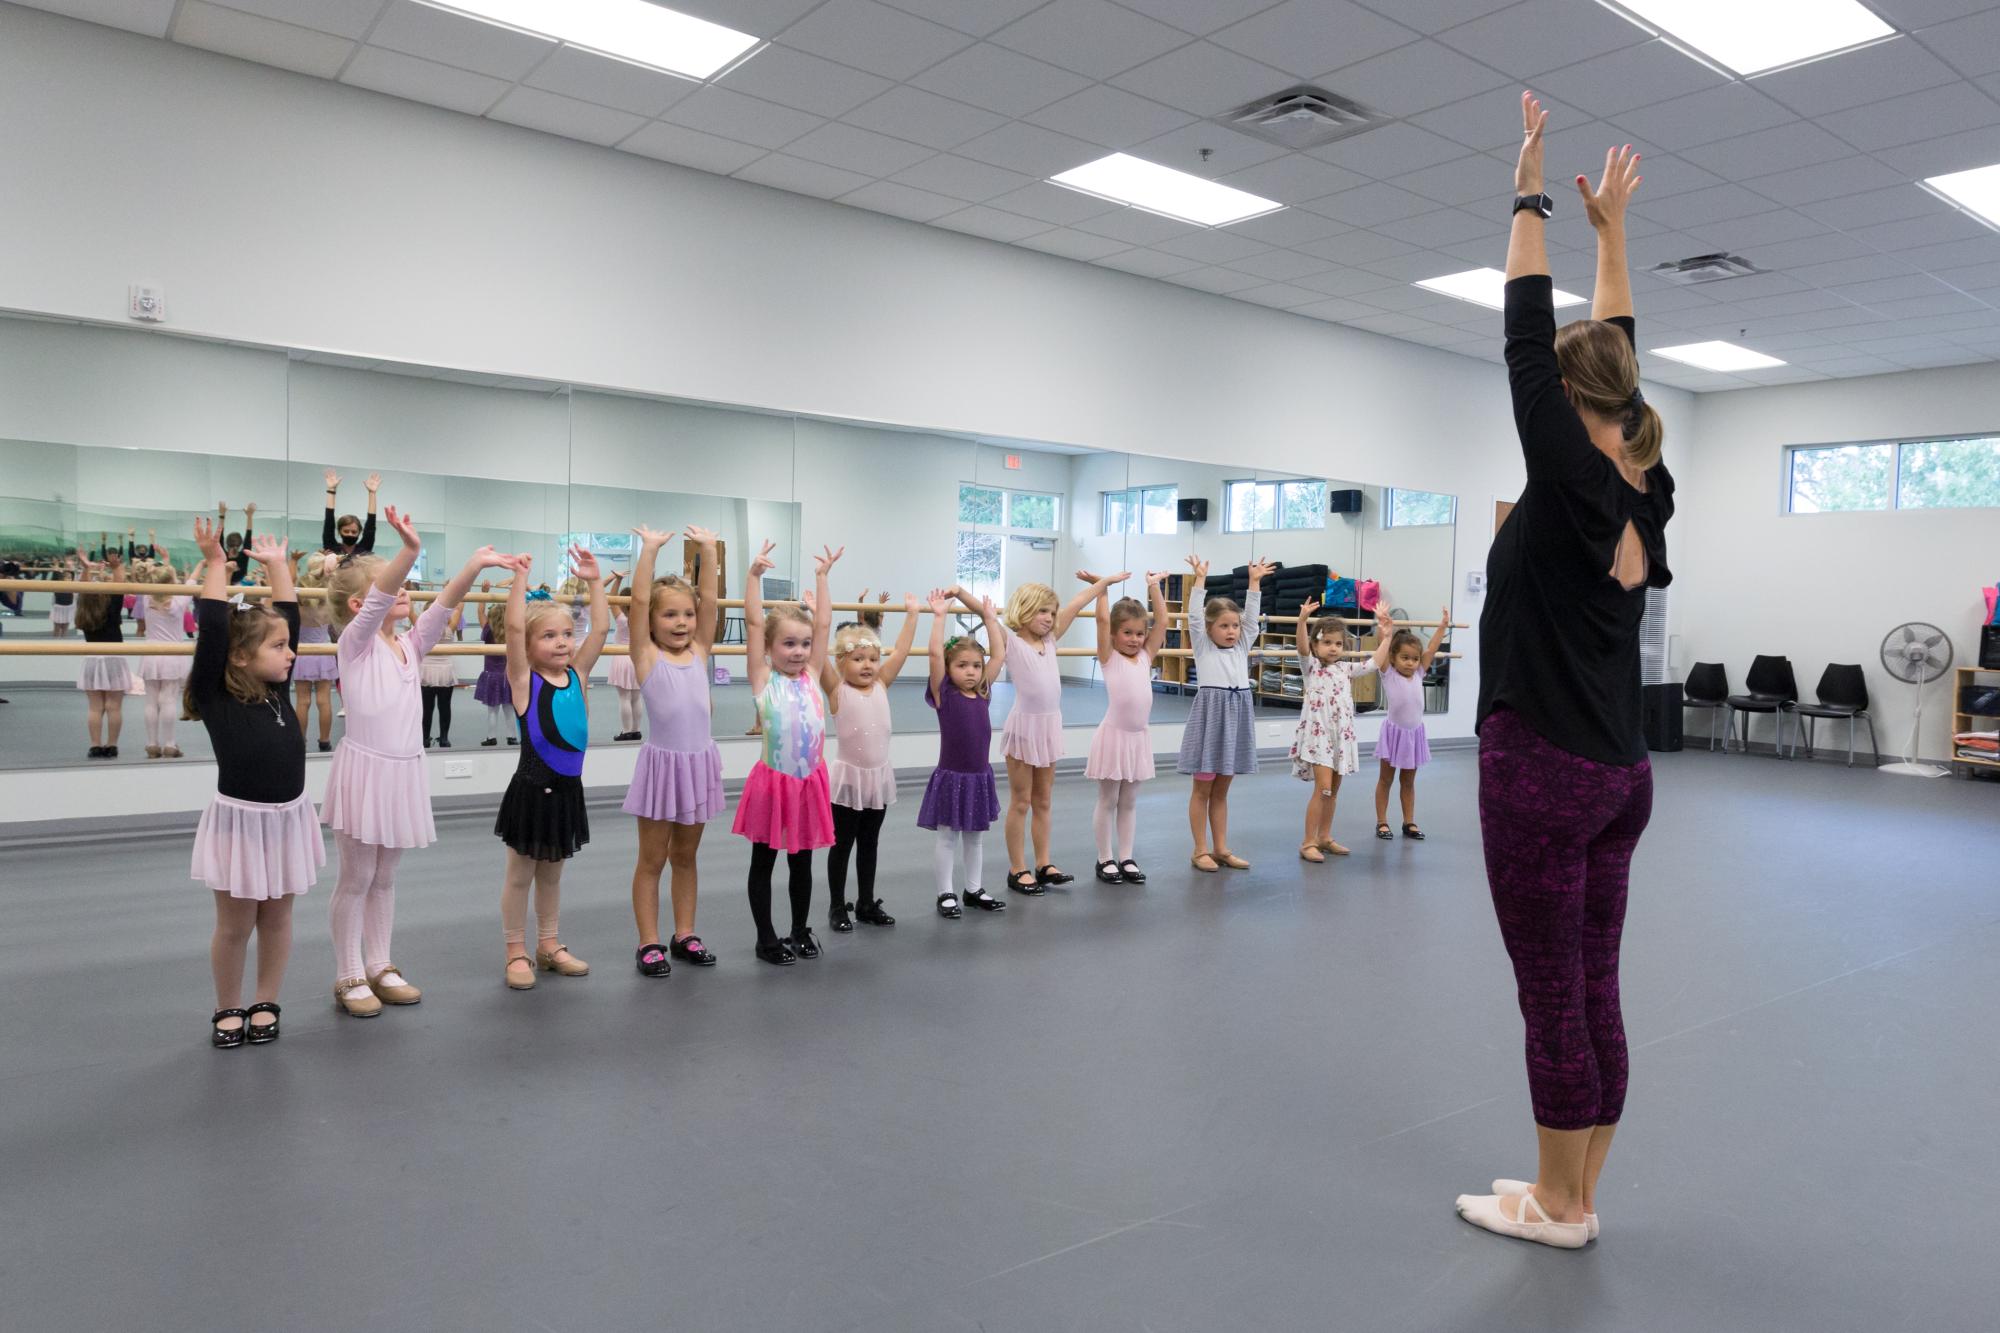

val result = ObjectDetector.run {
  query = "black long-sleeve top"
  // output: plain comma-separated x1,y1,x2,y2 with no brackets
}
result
1477,275,1675,766
191,597,305,803
323,507,375,557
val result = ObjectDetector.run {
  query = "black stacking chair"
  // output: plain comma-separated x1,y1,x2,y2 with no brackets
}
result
1726,655,1799,757
1682,662,1729,752
1792,664,1880,768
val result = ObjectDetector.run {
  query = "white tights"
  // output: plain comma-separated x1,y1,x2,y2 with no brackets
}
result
617,686,641,735
500,851,563,948
486,703,507,741
144,678,179,749
330,833,403,984
933,827,984,897
1093,779,1139,862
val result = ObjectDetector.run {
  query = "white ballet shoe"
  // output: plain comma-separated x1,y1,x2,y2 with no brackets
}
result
1493,1180,1598,1240
1454,1190,1590,1249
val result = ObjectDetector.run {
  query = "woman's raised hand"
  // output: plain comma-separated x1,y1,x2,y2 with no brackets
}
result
247,534,288,567
323,468,340,491
365,473,382,495
747,539,777,581
1577,142,1641,230
383,505,420,549
1517,90,1548,196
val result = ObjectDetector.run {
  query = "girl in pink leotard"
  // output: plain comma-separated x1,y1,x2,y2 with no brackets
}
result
1084,572,1170,885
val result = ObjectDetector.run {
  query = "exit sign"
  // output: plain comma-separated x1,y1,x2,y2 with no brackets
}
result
1004,453,1022,469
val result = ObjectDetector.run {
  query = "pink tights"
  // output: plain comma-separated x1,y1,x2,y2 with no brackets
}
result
330,832,403,983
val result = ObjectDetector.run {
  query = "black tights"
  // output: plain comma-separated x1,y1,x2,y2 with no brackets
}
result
828,805,886,909
747,842,813,946
421,685,453,743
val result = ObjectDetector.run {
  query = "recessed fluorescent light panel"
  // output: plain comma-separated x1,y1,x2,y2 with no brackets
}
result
1414,268,1587,311
1605,0,1894,77
1048,154,1282,228
1922,163,2000,232
1652,341,1787,371
416,0,760,81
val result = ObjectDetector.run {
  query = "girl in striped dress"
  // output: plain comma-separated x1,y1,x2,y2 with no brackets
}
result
1176,555,1272,873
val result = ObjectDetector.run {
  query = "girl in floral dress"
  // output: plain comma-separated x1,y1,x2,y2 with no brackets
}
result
1290,600,1394,862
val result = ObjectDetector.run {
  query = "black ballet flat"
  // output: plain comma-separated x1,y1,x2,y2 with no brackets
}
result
423,738,434,749
1376,823,1394,841
635,943,671,978
480,738,497,748
855,898,896,927
1036,864,1074,887
1118,861,1147,884
86,746,106,760
506,736,517,746
317,741,332,753
1095,860,1124,883
964,888,1006,912
437,739,451,748
104,745,118,759
789,929,821,960
754,940,796,966
671,934,717,967
1008,870,1044,896
211,1008,248,1049
936,892,962,919
829,901,854,933
1402,823,1426,841
245,1001,281,1045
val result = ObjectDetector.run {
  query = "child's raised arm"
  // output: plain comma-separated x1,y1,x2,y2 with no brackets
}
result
879,593,922,683
1421,606,1451,671
1144,571,1170,659
376,505,422,594
503,558,533,699
978,595,1006,688
1296,596,1319,662
419,544,507,653
569,545,612,676
194,517,229,603
1089,575,1111,665
924,587,951,698
687,524,719,659
1057,569,1126,639
809,544,843,676
248,535,295,604
1183,555,1211,648
1369,605,1396,672
743,540,776,698
628,525,669,680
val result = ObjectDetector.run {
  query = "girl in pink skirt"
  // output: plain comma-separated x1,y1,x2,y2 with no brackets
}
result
292,554,340,753
185,520,319,1048
1084,571,1169,885
321,507,512,1017
989,573,1123,897
731,539,841,966
1372,608,1451,843
137,563,193,759
622,525,726,977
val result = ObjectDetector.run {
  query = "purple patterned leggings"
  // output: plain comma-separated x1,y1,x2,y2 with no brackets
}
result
1478,708,1653,1131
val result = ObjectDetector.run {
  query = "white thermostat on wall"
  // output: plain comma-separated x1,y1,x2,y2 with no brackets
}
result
128,283,165,322
1466,570,1487,594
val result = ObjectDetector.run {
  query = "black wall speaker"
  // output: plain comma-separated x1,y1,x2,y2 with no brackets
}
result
1176,497,1208,524
1641,682,1684,753
1329,488,1363,514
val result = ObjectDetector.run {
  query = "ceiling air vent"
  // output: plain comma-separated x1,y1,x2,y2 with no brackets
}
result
1650,253,1763,286
1222,86,1385,151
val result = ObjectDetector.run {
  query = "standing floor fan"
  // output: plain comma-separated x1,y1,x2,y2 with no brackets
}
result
1878,623,1953,778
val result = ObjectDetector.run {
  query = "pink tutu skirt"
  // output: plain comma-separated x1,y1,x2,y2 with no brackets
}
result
1085,725,1154,782
321,738,436,848
1001,708,1064,767
1375,719,1431,771
191,792,325,899
608,654,639,691
138,652,192,683
828,758,897,811
622,740,725,825
77,656,130,692
732,760,835,852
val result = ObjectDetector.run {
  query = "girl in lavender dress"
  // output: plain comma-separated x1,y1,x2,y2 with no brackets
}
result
917,586,1007,919
1372,609,1450,842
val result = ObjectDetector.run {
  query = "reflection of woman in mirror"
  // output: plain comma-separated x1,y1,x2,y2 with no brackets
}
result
320,469,378,556
217,501,257,585
1456,97,1671,1251
136,559,194,759
475,584,513,746
74,547,128,759
622,526,727,975
292,553,340,751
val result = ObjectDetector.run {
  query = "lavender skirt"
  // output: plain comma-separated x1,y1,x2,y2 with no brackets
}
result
473,668,510,707
191,792,325,899
622,740,725,825
1376,719,1431,771
916,767,999,833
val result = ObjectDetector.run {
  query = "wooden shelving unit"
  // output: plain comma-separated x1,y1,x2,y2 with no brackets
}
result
1951,664,2000,777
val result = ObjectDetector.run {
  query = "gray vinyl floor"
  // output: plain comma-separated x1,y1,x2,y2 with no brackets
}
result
5,748,1998,1331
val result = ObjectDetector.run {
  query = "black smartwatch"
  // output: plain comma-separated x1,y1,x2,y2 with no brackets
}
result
1513,192,1553,218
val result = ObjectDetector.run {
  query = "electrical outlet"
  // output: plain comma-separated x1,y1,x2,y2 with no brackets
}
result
444,760,472,779
1263,722,1288,743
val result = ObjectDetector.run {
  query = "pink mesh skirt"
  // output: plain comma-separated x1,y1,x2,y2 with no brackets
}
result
731,761,835,852
77,656,130,692
321,738,436,848
1084,726,1155,782
138,652,192,683
191,792,325,899
608,654,639,691
1001,709,1064,767
622,740,725,825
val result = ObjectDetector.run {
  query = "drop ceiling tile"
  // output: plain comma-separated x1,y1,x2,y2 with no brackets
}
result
1224,248,1335,281
663,85,824,149
1070,207,1198,245
1435,0,1646,77
1379,207,1493,249
1682,122,1855,182
784,121,935,175
341,45,507,113
991,0,1190,80
213,0,383,40
1713,289,1853,318
525,45,698,119
1360,248,1470,283
1016,227,1133,261
931,204,1052,241
1315,40,1508,118
734,152,874,198
911,42,1093,117
1307,121,1468,178
1109,41,1294,118
1609,83,1798,153
1345,281,1454,313
1798,354,1903,376
887,152,1032,201
1168,265,1267,293
1914,6,2000,76
1830,276,1950,310
1388,156,1513,206
1152,229,1273,264
1226,207,1350,248
956,122,1103,176
1535,39,1730,118
718,44,893,118
1798,184,1958,232
1230,281,1325,309
1874,121,2000,178
1343,310,1437,336
1215,155,1369,205
985,181,1121,225
1294,266,1400,297
779,0,971,80
1112,0,1285,38
1210,0,1416,81
1692,209,1832,248
1292,294,1391,321
1132,122,1288,175
1791,255,1924,288
1744,157,1908,208
673,0,822,32
488,87,647,146
1297,229,1418,264
368,0,553,81
1857,218,2000,259
1093,247,1207,278
1023,85,1195,150
8,0,176,37
1754,35,1960,117
1412,85,1584,152
1817,82,2000,154
173,2,354,78
1740,232,1877,271
838,179,965,221
1866,292,1992,319
875,0,1047,38
1299,183,1433,227
619,120,768,173
1934,259,2000,292
843,85,1006,150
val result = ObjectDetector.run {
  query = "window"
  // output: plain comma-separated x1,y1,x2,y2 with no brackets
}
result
957,483,1060,605
1786,437,2000,513
1102,485,1178,535
1384,489,1456,528
1224,479,1325,532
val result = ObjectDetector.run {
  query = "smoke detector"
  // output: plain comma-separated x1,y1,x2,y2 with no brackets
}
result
1221,86,1386,151
1650,253,1763,286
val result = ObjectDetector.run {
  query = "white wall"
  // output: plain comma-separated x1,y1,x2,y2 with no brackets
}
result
1681,363,2000,762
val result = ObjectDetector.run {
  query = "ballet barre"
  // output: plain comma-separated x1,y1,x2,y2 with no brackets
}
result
0,640,1457,662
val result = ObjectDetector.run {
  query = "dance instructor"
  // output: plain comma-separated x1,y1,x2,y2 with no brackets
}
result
1456,94,1672,1249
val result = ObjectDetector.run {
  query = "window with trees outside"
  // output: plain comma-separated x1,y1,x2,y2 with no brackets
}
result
1224,479,1325,532
956,483,1061,607
1787,437,2000,513
1383,489,1456,527
1102,485,1178,535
